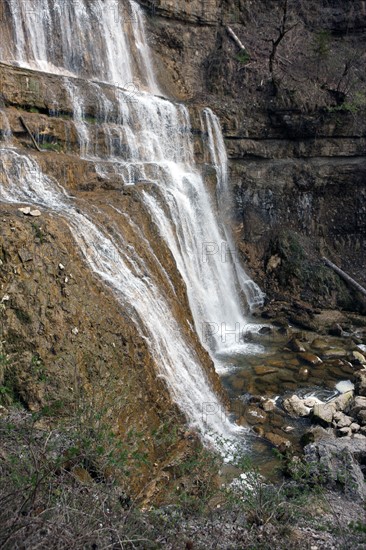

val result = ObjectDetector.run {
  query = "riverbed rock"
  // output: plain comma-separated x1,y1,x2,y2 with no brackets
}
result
311,338,329,350
253,365,277,376
312,402,337,426
283,395,310,417
245,406,267,425
265,432,292,453
304,438,366,500
298,352,322,366
354,369,366,396
298,366,309,381
287,338,306,352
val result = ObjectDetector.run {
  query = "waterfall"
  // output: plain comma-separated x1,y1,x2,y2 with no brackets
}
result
0,0,264,447
0,149,242,446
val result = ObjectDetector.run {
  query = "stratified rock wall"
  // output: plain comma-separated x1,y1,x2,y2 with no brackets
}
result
142,0,366,307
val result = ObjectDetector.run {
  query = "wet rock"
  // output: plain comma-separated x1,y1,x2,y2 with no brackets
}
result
304,438,366,500
265,432,291,453
298,352,322,366
253,425,265,437
253,365,277,376
245,406,267,424
332,411,353,428
283,395,310,417
312,402,337,426
230,377,246,391
311,338,329,350
287,337,306,352
298,366,309,381
323,348,347,358
354,369,366,396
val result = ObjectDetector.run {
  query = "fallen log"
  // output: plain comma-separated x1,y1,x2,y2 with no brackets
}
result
226,26,247,52
19,116,42,152
322,257,366,298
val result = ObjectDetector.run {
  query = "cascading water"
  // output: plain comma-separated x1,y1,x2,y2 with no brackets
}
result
0,0,264,448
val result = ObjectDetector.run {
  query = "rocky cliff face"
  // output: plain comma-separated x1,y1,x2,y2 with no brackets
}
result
142,0,366,309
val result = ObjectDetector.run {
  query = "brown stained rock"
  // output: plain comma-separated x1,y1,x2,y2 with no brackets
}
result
253,365,277,376
298,352,322,366
265,432,291,453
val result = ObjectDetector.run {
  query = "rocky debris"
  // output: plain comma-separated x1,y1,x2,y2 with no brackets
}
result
304,437,366,500
17,206,41,216
266,254,281,273
298,352,322,366
332,411,353,428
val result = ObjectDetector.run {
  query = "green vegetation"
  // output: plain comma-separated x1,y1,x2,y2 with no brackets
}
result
312,30,331,59
236,50,251,65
